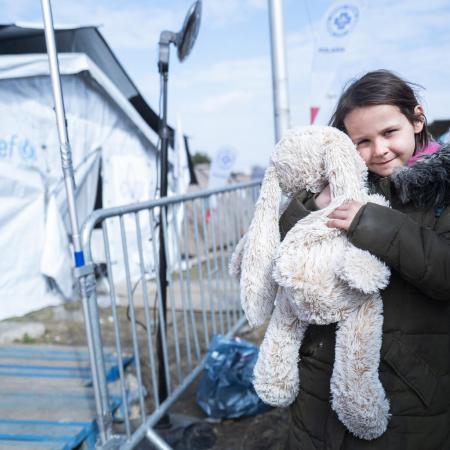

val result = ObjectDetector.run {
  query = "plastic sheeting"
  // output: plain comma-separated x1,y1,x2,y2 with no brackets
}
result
197,335,272,419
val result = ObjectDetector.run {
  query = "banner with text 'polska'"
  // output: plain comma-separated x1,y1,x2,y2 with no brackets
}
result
310,0,365,125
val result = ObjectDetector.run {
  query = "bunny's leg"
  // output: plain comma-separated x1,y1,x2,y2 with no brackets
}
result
336,244,390,294
253,291,308,407
331,293,390,440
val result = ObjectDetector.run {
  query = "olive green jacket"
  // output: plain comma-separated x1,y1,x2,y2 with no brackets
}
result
281,166,450,449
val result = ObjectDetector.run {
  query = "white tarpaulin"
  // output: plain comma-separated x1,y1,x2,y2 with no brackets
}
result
0,53,158,320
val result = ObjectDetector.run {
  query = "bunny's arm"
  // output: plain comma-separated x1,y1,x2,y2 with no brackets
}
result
335,243,390,294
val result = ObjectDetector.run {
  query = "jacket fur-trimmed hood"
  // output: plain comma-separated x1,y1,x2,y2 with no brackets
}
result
389,144,450,208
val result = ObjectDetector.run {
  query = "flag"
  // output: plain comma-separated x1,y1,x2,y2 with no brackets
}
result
310,0,365,124
206,146,237,221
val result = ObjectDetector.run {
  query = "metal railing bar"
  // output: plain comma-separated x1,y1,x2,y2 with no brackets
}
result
215,192,232,331
162,207,183,384
191,198,209,348
208,196,225,335
235,190,247,321
171,203,193,373
222,191,238,326
231,190,242,324
134,212,160,409
119,215,147,423
101,221,131,437
149,210,172,397
182,202,201,362
200,198,217,336
146,428,173,450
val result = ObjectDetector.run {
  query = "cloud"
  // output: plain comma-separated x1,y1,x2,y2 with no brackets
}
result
2,0,183,52
52,1,177,51
204,0,266,27
199,89,255,113
175,54,271,90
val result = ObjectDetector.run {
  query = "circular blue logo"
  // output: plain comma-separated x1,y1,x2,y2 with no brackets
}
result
327,5,359,37
217,148,235,171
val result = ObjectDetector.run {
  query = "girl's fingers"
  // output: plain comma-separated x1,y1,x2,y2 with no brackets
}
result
335,201,362,211
328,209,348,220
333,204,350,211
326,218,349,230
326,201,363,231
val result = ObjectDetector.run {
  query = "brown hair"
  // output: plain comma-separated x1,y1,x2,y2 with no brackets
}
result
329,70,429,151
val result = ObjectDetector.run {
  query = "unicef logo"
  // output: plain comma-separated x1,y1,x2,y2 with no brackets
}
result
327,5,359,37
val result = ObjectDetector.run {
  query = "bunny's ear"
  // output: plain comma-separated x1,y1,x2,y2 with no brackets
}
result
323,128,368,201
229,233,247,279
239,165,282,327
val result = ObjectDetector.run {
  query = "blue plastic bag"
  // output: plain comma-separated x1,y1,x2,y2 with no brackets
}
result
196,335,272,419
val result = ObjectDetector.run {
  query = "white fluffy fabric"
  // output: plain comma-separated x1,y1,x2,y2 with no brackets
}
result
331,294,390,439
239,165,281,327
253,290,308,407
230,126,392,440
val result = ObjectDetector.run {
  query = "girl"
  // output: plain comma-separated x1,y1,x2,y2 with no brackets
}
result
280,70,449,449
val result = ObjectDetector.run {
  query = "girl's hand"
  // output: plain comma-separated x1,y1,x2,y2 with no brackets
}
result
327,201,364,231
315,184,331,209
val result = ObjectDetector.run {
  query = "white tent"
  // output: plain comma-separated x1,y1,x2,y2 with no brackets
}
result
0,52,160,320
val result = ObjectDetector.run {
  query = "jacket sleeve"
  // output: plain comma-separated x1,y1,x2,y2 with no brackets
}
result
279,193,317,241
348,202,450,302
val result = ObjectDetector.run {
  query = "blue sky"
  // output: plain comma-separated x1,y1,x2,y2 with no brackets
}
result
3,0,450,171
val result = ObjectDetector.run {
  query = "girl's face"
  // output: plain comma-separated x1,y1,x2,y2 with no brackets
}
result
344,104,424,177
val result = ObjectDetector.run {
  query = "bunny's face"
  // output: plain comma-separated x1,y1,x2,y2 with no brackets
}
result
272,129,327,196
272,128,330,196
271,126,367,199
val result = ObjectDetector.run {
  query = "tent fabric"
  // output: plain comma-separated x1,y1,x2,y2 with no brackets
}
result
0,53,159,147
0,53,158,320
0,23,172,142
0,162,62,319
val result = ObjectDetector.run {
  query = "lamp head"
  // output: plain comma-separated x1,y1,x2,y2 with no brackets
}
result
176,0,202,62
158,0,202,73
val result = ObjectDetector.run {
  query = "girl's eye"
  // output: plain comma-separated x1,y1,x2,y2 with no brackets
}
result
384,129,397,136
357,139,369,147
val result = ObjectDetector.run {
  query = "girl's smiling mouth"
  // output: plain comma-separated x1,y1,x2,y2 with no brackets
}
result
374,157,396,165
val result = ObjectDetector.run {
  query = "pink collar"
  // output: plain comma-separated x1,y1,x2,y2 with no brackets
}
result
407,142,440,166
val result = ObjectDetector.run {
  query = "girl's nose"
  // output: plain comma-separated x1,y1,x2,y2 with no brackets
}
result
373,139,389,157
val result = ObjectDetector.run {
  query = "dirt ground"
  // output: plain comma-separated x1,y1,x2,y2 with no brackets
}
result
9,301,289,450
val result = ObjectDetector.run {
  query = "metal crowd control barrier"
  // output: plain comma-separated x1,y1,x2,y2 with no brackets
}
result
79,180,260,449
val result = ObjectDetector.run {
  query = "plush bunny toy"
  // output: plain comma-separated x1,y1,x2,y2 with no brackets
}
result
230,126,391,440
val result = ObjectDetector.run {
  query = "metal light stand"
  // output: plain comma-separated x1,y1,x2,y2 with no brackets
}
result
40,0,111,445
155,31,172,420
154,1,202,439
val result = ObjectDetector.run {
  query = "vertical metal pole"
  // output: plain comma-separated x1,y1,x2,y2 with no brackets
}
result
268,0,291,143
40,0,111,443
157,66,170,418
40,1,80,250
